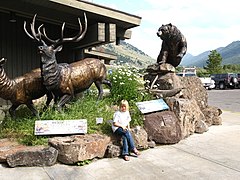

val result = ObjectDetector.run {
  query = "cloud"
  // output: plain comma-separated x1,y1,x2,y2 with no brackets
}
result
127,0,240,57
95,0,240,58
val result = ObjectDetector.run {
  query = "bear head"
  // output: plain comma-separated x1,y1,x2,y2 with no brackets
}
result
156,23,175,40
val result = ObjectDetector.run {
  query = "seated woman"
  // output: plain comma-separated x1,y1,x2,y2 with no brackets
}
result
111,100,140,161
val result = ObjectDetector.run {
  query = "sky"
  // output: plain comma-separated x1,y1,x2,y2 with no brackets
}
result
93,0,240,58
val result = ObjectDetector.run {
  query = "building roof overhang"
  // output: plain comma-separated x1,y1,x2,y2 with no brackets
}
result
0,0,141,60
0,0,141,31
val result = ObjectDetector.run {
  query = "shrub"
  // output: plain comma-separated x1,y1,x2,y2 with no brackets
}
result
109,66,144,104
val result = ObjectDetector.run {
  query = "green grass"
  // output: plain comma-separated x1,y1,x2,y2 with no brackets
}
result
0,93,145,146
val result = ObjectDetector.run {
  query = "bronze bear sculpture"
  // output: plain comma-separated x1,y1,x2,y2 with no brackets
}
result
156,23,187,67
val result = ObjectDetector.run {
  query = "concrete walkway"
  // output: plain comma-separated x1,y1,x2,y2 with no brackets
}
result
1,111,240,180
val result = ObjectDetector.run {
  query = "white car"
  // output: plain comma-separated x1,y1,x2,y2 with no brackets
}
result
199,77,215,90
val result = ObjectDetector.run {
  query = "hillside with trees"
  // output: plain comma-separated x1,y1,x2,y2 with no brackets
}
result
195,50,240,77
181,41,240,67
101,41,155,68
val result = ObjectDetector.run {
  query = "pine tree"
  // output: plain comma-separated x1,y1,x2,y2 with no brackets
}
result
204,50,223,74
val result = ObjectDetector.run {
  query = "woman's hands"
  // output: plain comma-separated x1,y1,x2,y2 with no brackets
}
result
113,122,130,131
122,126,128,131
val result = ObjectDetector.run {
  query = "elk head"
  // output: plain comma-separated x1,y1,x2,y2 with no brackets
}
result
24,13,87,61
0,58,7,66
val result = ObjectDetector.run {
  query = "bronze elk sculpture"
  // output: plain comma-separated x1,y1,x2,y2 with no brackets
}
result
24,13,111,111
0,57,52,118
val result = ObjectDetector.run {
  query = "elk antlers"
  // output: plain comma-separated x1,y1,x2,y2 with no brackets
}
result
24,13,87,48
24,14,45,45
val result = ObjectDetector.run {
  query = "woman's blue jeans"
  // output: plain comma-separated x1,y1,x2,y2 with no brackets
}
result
114,127,135,156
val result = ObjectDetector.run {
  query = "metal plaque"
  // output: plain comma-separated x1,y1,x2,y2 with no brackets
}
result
136,99,169,114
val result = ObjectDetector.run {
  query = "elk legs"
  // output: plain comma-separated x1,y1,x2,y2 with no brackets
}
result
26,102,40,119
42,92,54,111
102,79,112,88
8,102,40,119
56,94,73,111
9,104,19,119
95,81,104,100
95,79,112,100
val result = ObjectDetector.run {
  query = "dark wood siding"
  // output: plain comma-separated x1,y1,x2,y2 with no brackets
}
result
1,12,38,78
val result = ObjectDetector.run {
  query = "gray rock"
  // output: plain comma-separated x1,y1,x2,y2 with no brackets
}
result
195,120,209,134
130,126,148,149
0,139,27,163
145,72,182,91
0,109,5,123
147,140,156,148
104,126,148,157
104,144,121,158
166,98,207,138
144,111,182,144
202,106,222,125
6,146,58,167
178,76,208,110
146,63,176,74
48,134,111,164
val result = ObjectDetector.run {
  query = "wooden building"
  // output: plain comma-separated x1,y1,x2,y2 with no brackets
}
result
0,0,141,104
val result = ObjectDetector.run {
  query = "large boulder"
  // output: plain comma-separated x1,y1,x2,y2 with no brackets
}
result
104,144,121,158
195,120,209,134
0,109,5,123
144,72,182,91
130,126,148,149
202,106,222,125
0,139,26,163
146,63,176,75
144,111,182,144
179,76,208,110
105,126,148,158
165,97,207,138
7,146,58,167
48,134,111,164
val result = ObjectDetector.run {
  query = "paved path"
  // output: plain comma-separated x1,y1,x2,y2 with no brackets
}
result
1,111,240,180
208,89,240,112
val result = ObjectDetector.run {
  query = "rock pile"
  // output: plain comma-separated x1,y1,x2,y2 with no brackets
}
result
143,63,222,141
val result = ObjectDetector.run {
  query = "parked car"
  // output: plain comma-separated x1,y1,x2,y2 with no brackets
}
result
176,72,196,77
176,67,197,77
199,77,215,90
211,73,238,89
237,73,240,88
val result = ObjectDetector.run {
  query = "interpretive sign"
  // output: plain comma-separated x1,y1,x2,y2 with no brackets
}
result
96,117,103,124
35,119,87,135
136,99,169,114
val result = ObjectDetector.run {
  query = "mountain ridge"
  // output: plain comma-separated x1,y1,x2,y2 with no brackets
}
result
100,40,240,68
181,40,240,67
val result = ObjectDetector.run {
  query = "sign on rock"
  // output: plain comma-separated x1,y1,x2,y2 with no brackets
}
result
35,119,87,135
136,99,169,114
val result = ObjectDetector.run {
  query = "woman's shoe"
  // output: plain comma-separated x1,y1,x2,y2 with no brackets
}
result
133,148,140,156
123,155,130,161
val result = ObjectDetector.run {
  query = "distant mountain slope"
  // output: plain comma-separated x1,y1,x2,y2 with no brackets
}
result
102,41,155,68
181,41,240,67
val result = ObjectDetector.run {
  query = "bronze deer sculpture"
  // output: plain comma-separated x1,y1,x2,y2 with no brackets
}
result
0,58,52,118
24,14,111,111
